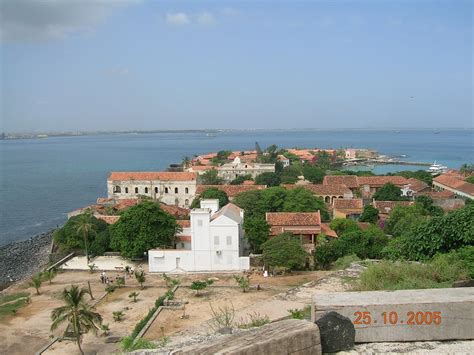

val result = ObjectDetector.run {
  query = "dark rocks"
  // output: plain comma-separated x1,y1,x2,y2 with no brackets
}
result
105,336,121,343
0,231,54,290
315,311,355,353
216,327,233,335
452,280,474,288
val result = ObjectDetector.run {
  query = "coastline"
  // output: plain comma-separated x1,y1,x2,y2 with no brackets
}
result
0,230,54,291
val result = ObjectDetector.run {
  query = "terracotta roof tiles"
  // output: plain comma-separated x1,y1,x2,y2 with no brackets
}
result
333,198,364,210
266,211,321,226
109,172,197,181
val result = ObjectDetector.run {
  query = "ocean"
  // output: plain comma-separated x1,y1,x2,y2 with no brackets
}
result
0,129,472,246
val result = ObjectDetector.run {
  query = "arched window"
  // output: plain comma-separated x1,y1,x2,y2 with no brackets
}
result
185,187,189,194
185,199,189,206
135,187,139,194
154,187,158,193
114,186,121,193
175,187,179,194
125,187,129,193
145,187,149,194
165,187,169,194
324,196,330,203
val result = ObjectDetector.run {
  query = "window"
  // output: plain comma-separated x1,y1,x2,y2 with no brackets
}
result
134,187,139,193
185,187,189,194
185,199,189,206
214,236,220,245
198,220,203,226
165,187,169,193
114,186,121,193
144,187,148,193
226,236,232,245
125,187,129,193
175,187,179,194
155,187,158,193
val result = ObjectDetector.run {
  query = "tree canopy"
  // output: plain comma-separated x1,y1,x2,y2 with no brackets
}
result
243,217,270,253
255,172,281,186
191,187,229,209
359,205,379,224
110,201,180,258
199,169,223,185
302,165,325,184
230,174,253,185
262,233,307,270
373,183,406,201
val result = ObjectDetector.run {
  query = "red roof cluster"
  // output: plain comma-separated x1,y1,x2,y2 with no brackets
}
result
283,184,351,196
108,172,197,181
357,176,409,187
434,174,474,196
266,211,321,226
323,175,359,189
373,201,413,214
333,198,364,210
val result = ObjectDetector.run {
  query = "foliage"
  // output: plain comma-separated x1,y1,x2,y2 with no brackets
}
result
190,279,214,295
262,233,307,270
243,217,270,253
113,311,124,322
237,312,270,329
384,204,428,237
130,295,166,339
116,277,125,288
465,176,474,184
162,273,180,289
200,169,224,185
209,302,235,330
53,213,110,256
135,270,146,289
399,204,474,260
386,170,433,185
302,165,325,184
230,174,253,185
233,274,250,292
359,205,379,224
279,165,301,184
121,336,157,351
314,151,332,169
211,150,232,166
105,285,117,294
0,293,30,319
110,201,179,258
233,190,265,219
332,254,361,270
283,188,330,221
373,183,406,201
255,172,281,186
128,292,139,302
30,272,43,295
43,269,57,284
88,264,97,273
100,324,110,336
288,306,311,320
329,218,359,236
414,195,444,216
191,187,229,209
356,260,469,291
459,164,474,175
51,285,102,355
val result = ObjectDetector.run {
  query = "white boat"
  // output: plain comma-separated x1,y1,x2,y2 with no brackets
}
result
427,162,448,175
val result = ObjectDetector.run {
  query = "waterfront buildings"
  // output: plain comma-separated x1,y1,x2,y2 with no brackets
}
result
216,157,275,182
433,172,474,200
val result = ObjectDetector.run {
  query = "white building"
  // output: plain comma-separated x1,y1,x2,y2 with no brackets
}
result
148,200,250,273
107,172,197,208
217,157,275,182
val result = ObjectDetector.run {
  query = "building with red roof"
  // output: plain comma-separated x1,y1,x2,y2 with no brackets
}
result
433,173,474,200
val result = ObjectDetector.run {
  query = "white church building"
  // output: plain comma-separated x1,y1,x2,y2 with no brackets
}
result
148,199,250,272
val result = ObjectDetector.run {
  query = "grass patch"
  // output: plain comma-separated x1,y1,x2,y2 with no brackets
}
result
0,292,29,305
355,259,468,291
331,254,361,270
0,298,29,319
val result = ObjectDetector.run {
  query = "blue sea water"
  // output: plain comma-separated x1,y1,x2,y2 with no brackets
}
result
0,129,472,246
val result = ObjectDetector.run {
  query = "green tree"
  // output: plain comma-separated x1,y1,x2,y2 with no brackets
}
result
460,164,474,175
191,187,229,209
262,233,307,270
414,195,444,216
280,165,302,184
329,218,360,236
128,292,139,302
44,269,57,284
233,274,250,292
283,187,330,221
359,205,379,224
230,175,253,185
385,204,427,237
314,151,332,169
233,190,265,219
72,211,97,262
211,150,232,165
388,170,433,185
135,270,146,289
373,183,405,201
30,272,43,295
110,201,179,258
465,176,474,184
200,169,223,185
243,217,270,253
190,279,213,296
255,172,281,186
51,285,102,355
302,165,325,184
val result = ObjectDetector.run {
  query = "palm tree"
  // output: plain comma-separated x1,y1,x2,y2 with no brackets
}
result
51,285,102,355
30,272,43,295
73,212,96,263
135,270,146,289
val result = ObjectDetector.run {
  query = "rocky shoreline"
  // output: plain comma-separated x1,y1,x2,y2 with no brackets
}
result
0,230,54,291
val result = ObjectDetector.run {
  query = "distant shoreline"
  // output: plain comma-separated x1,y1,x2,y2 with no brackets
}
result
1,128,472,141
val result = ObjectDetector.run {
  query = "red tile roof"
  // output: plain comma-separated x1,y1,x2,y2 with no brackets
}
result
333,198,364,210
95,215,120,224
196,184,267,197
418,190,455,199
189,165,215,171
160,204,190,217
373,201,413,214
406,178,429,192
283,184,351,196
321,223,338,238
108,172,197,181
357,176,409,187
434,174,474,196
266,211,321,226
177,235,191,242
114,199,139,210
323,175,359,189
176,220,191,228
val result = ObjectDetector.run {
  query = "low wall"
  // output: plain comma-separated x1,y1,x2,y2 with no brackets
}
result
313,288,474,343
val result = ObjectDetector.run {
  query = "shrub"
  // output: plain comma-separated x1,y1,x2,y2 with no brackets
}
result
113,311,124,322
121,336,156,351
190,279,214,296
237,312,270,329
233,274,250,292
288,306,311,320
191,187,228,208
262,233,307,271
332,254,361,270
209,302,235,330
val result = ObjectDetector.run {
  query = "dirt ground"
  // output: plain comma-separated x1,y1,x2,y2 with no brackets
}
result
0,269,327,355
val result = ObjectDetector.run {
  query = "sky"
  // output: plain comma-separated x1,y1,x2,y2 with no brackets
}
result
0,0,472,132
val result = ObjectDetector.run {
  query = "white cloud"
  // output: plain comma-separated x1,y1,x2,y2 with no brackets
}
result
0,0,139,42
196,12,216,25
165,12,190,26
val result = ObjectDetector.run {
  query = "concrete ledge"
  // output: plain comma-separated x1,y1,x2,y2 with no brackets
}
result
173,319,321,355
313,288,474,343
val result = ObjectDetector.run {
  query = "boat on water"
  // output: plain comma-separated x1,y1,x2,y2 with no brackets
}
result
427,162,448,175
